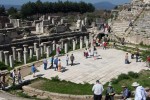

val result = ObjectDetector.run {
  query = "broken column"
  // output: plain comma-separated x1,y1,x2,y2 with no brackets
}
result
34,43,38,53
0,50,3,62
9,55,14,68
46,46,50,58
11,47,16,61
23,51,27,64
29,46,34,59
73,39,76,51
64,42,68,53
80,36,83,49
4,51,9,65
16,48,22,62
36,48,40,60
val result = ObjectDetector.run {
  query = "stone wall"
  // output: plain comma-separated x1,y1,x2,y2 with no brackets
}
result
23,86,122,100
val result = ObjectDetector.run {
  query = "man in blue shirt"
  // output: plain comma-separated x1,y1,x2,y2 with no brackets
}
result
122,85,130,100
54,57,58,71
31,64,36,77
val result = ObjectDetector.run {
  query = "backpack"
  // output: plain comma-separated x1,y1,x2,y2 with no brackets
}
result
10,72,13,78
127,90,131,98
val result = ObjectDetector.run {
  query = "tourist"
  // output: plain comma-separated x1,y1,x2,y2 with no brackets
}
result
58,59,61,72
105,82,115,100
50,56,54,69
92,80,104,100
125,53,129,64
70,54,75,66
103,42,107,50
66,54,69,66
54,57,58,71
88,48,91,57
31,64,36,77
17,68,22,84
131,50,135,59
146,56,150,67
12,69,16,85
43,57,47,70
132,82,147,100
84,48,88,58
113,42,116,48
135,50,140,62
121,85,131,100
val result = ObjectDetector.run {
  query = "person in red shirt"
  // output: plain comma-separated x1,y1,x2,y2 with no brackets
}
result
146,56,150,67
103,42,107,50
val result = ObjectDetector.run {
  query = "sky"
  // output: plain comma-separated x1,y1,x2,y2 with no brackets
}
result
0,0,131,5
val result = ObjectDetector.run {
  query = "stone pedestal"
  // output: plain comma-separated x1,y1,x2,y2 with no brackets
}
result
0,50,3,62
36,48,40,60
80,36,83,49
11,47,16,61
52,41,56,51
73,39,76,51
34,43,38,53
9,55,14,68
40,44,44,57
16,48,22,62
46,46,50,58
4,51,9,65
29,46,34,59
65,43,68,53
23,45,28,52
23,51,27,64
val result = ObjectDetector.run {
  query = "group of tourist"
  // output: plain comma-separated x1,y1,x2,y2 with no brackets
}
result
10,68,22,85
84,46,98,59
92,80,148,100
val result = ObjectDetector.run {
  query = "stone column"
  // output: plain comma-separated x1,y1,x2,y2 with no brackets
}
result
0,50,3,62
86,40,89,48
23,44,28,52
65,42,68,53
23,51,27,64
39,44,44,57
52,41,56,51
46,46,50,58
80,36,83,49
43,42,47,53
16,48,22,62
34,43,38,53
73,39,76,51
11,47,16,61
4,51,9,65
9,55,14,68
61,40,64,49
29,46,34,59
36,48,40,60
84,36,87,44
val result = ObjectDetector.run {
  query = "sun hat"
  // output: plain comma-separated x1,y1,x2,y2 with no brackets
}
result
132,82,140,87
108,82,112,86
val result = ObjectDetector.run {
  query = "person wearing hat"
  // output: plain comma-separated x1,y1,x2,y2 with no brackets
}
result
132,82,147,100
121,85,130,100
105,82,115,100
92,80,104,100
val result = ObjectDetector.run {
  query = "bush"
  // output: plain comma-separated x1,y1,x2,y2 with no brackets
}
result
0,62,10,70
51,75,60,81
118,73,130,81
128,71,139,78
111,78,119,84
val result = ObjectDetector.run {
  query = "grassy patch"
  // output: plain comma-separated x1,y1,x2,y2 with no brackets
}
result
29,77,93,95
104,70,150,94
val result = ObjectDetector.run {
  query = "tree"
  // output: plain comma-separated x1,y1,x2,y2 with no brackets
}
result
0,5,6,16
7,7,17,15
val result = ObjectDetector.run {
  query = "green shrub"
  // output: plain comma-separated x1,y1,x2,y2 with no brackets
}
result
51,75,60,81
118,73,130,81
128,71,139,78
0,62,10,70
111,78,119,84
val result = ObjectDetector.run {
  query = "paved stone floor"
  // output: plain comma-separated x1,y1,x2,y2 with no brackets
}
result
24,47,149,84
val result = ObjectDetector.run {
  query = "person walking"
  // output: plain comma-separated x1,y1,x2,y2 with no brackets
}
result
58,59,61,72
135,50,140,62
92,80,104,100
146,56,150,67
17,68,22,84
54,57,58,71
132,82,147,100
12,69,16,85
66,54,69,66
31,64,36,77
125,53,129,64
50,56,54,69
70,54,74,66
43,57,47,70
121,85,131,100
105,82,115,100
